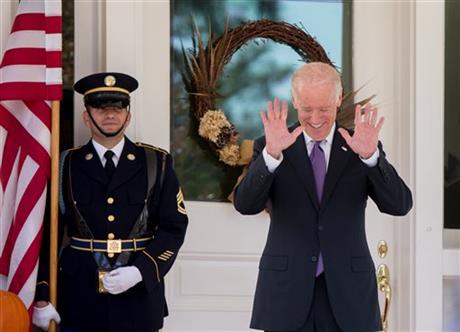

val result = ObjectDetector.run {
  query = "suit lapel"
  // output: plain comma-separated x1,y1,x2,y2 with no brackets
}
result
75,141,107,185
107,138,142,192
285,132,320,211
321,129,352,209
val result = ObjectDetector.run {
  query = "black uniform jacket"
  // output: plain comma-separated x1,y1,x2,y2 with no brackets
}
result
233,125,412,332
36,137,188,332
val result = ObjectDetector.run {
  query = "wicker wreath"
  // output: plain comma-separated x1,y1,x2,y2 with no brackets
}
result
183,19,367,166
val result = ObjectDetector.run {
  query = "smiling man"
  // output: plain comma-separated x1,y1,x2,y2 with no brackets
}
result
33,72,188,332
233,62,412,332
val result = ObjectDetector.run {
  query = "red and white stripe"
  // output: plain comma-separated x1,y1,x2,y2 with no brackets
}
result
0,0,61,312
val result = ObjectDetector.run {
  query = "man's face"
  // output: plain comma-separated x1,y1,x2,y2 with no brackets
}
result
292,82,341,140
83,106,130,139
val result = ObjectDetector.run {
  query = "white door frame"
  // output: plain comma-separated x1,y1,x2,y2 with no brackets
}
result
414,1,445,331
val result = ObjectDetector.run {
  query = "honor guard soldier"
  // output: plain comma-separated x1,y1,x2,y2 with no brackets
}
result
33,72,188,332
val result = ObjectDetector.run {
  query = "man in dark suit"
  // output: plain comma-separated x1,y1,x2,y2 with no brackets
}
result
33,72,188,332
233,62,412,332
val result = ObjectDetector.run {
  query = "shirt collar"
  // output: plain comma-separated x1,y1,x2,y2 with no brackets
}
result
302,122,336,146
92,137,125,161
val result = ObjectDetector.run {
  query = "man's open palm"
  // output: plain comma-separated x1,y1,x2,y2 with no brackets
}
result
261,97,304,159
338,103,384,159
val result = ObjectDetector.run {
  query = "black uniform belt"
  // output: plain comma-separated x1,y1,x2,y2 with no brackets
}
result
70,236,152,254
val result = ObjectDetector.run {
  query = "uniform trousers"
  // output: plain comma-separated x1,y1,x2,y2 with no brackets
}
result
265,273,342,332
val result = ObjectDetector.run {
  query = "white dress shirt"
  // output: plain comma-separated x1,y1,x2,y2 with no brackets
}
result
92,137,125,167
262,123,379,173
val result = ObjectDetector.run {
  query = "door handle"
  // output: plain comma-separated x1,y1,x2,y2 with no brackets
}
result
377,263,391,332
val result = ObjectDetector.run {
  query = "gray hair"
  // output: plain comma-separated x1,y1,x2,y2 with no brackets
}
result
291,62,342,102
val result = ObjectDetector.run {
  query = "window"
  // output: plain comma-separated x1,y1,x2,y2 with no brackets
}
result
444,0,460,230
444,2,460,330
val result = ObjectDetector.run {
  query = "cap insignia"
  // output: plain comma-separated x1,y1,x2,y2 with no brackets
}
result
104,75,116,87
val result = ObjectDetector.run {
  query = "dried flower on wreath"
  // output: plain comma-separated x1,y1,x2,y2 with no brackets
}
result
218,144,240,166
198,110,231,144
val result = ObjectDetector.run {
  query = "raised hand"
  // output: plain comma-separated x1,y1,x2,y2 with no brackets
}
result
260,97,304,159
338,103,384,159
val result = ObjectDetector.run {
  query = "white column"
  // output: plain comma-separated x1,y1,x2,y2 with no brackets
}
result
74,1,106,146
415,1,444,331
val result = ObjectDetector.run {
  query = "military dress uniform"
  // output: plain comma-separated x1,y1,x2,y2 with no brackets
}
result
37,138,187,332
35,73,188,332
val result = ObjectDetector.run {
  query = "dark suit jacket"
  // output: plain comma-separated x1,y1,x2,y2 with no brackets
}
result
234,125,412,332
36,137,188,332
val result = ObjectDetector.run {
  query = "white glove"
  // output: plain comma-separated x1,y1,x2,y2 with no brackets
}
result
32,302,61,331
103,266,143,295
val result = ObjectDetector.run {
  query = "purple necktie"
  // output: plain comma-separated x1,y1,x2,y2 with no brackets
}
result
310,141,326,276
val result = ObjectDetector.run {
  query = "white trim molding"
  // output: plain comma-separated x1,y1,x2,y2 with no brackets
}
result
414,1,445,331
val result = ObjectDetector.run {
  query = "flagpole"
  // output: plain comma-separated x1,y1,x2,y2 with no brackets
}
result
49,100,60,332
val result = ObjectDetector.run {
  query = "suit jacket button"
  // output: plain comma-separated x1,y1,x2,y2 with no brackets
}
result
311,256,318,262
318,225,324,231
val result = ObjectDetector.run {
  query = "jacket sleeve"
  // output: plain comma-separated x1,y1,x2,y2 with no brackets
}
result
233,137,276,215
133,153,188,292
367,142,413,216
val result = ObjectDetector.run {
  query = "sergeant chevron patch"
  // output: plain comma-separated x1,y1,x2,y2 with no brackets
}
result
177,188,187,215
158,250,175,261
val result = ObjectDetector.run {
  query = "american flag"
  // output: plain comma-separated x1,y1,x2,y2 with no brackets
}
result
0,0,62,313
